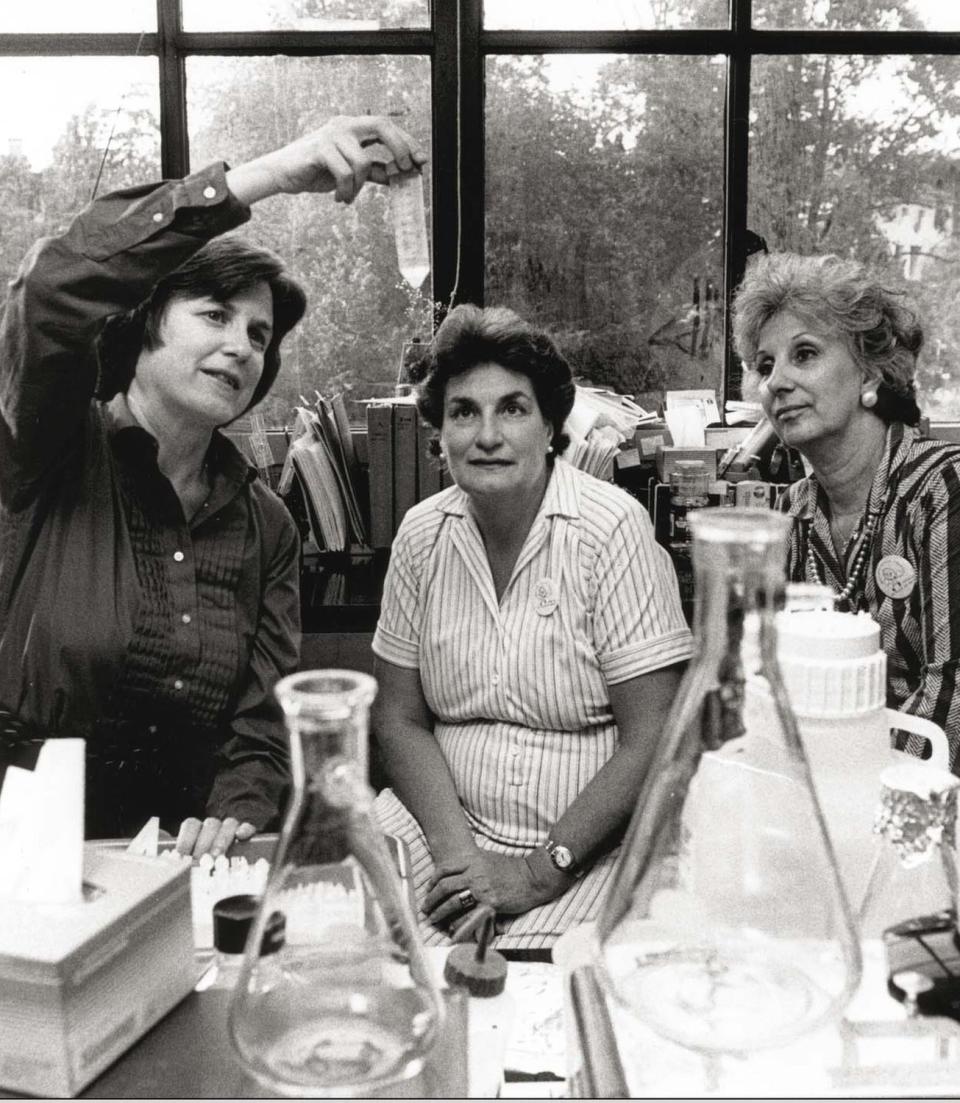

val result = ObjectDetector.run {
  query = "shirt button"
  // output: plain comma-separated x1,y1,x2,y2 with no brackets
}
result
203,185,217,199
152,211,163,223
511,747,520,756
491,673,500,686
181,613,192,625
174,679,184,691
148,725,157,734
173,551,184,562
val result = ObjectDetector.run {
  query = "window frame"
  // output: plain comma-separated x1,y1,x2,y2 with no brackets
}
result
1,0,958,407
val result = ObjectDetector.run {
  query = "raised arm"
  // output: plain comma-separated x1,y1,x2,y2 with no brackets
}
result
0,115,426,509
0,165,250,506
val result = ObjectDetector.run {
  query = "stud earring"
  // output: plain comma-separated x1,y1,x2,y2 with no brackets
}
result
861,388,878,409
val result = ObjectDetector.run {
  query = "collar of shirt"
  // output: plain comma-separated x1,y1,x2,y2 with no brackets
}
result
437,455,583,523
103,391,255,516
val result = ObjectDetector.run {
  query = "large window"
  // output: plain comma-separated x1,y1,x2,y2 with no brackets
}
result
1,0,959,421
486,53,725,409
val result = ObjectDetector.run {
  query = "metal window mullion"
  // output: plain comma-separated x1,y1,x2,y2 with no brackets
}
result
157,0,187,179
433,0,483,314
723,0,753,406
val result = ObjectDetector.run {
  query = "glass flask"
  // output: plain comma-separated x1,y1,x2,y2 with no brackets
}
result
595,508,861,1055
228,669,444,1097
858,761,959,942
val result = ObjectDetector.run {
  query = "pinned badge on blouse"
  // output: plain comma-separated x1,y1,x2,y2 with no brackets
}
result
533,578,559,616
875,555,916,600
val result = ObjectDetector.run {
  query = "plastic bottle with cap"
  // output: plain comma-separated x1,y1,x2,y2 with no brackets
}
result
197,894,285,991
443,906,516,1098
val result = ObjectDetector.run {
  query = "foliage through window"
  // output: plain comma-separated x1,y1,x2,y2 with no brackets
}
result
0,0,959,422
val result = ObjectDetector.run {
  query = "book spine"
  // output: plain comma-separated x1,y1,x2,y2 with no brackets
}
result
366,403,394,549
393,403,419,532
416,416,442,501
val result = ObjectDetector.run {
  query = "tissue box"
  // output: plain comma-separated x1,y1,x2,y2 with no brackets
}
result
0,848,195,1097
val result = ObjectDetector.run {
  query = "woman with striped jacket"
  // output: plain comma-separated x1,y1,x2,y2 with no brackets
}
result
733,252,960,771
371,305,693,950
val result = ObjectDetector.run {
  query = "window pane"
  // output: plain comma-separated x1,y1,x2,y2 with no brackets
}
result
0,1,155,32
182,0,429,31
748,53,960,418
484,0,728,30
187,55,433,425
486,54,726,412
756,0,960,31
0,57,160,290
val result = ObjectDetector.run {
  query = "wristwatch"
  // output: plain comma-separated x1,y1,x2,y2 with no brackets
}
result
544,838,579,876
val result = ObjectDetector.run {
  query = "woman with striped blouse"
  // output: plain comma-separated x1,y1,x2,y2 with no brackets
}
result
733,252,960,771
371,305,693,950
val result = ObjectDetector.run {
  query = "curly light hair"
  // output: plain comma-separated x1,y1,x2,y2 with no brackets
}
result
732,252,923,425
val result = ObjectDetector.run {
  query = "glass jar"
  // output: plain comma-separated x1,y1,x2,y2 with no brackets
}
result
198,895,286,991
228,670,444,1097
858,761,959,941
595,508,861,1056
668,460,711,555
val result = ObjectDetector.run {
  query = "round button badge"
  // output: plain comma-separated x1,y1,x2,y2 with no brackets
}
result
875,555,916,600
533,578,559,616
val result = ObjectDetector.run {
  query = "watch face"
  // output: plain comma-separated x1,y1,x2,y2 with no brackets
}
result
551,844,574,870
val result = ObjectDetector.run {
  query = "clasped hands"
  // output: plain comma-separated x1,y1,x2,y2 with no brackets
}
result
423,846,572,943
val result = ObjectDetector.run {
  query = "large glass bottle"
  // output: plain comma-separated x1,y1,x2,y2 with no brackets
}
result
596,508,861,1055
228,669,444,1097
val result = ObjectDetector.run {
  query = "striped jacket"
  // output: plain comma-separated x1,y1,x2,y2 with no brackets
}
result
778,423,960,770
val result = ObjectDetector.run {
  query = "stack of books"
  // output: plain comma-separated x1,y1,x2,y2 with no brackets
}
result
365,395,449,549
278,393,368,553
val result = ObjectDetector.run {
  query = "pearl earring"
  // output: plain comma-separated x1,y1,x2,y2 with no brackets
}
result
861,388,878,409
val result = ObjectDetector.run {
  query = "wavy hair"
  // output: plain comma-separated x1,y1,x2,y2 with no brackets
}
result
732,252,923,426
417,304,575,459
95,235,307,417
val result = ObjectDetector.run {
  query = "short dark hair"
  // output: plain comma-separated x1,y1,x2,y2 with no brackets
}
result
95,235,307,415
733,252,923,426
417,304,575,457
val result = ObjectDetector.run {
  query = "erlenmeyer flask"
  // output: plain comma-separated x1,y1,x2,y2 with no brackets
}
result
595,508,861,1055
228,670,444,1097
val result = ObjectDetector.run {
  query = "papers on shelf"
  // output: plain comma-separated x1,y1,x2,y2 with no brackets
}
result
563,386,657,482
279,395,369,552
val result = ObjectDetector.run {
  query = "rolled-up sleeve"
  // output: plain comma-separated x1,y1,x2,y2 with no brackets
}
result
593,502,694,685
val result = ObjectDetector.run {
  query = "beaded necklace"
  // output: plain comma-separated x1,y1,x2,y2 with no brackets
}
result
806,510,878,610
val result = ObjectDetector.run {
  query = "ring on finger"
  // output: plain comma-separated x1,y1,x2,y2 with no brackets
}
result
457,888,477,911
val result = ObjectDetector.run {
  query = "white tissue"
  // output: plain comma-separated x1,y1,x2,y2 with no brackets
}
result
664,405,706,446
0,739,85,904
126,816,161,857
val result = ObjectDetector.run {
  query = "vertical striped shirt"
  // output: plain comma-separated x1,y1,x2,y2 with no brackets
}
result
373,457,693,947
779,423,960,769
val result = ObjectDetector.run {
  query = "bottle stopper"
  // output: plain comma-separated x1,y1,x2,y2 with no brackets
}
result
443,905,508,997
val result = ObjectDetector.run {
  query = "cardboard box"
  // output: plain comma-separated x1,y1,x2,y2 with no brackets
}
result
0,849,195,1097
655,445,719,483
634,424,671,459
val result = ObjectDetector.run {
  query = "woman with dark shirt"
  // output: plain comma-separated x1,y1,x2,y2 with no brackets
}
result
0,116,425,854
